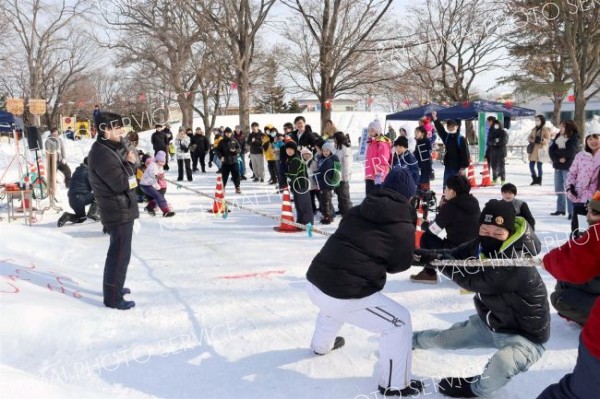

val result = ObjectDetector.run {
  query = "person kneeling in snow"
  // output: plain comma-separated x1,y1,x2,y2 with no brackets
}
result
57,157,99,227
538,191,600,398
306,168,423,397
413,199,549,397
140,151,175,217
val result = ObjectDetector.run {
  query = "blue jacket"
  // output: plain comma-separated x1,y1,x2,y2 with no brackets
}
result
392,151,420,186
316,154,340,190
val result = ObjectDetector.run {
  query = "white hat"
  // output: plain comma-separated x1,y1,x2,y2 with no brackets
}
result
368,119,382,135
586,118,600,137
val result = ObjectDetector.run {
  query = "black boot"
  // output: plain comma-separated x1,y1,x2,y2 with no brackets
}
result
530,176,537,185
87,202,100,221
378,380,423,397
437,377,478,398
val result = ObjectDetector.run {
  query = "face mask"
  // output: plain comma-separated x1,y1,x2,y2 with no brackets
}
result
494,124,500,129
479,235,505,257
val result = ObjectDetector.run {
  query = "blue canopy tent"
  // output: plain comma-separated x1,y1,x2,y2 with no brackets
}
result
0,110,14,133
435,100,535,121
386,103,448,121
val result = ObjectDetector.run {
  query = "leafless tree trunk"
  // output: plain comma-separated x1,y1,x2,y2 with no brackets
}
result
281,0,395,132
194,0,277,133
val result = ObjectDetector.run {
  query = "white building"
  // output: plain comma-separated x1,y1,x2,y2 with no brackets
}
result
296,98,359,113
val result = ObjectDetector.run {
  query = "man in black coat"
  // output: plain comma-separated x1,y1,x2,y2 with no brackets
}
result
413,199,549,398
431,111,470,190
306,168,423,397
57,157,99,227
486,118,509,184
88,112,139,310
191,127,209,173
151,124,169,171
411,175,481,284
290,116,319,152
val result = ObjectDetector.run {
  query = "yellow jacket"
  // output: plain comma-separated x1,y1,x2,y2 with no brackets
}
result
263,135,275,161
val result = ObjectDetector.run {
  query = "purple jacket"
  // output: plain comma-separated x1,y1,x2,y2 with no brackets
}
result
567,150,600,203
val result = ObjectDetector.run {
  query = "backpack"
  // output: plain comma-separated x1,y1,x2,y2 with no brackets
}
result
327,159,342,188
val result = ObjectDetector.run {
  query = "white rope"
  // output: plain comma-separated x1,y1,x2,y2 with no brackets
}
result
430,258,543,268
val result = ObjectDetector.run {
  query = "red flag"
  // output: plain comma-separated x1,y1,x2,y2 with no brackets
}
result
568,95,575,102
139,92,146,101
230,82,238,90
403,99,411,105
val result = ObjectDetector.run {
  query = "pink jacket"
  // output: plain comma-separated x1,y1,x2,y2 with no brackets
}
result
365,135,392,181
566,150,600,203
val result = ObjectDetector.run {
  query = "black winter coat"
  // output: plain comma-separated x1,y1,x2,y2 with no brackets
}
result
191,134,209,154
291,127,319,152
419,218,550,344
307,189,417,299
248,131,266,154
434,119,470,170
151,130,167,153
428,194,480,248
88,138,139,228
548,133,580,170
486,126,508,158
215,136,241,165
68,163,92,198
234,132,247,153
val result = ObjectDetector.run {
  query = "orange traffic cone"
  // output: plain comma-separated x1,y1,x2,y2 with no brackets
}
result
273,188,301,233
209,175,228,214
467,161,477,187
415,204,425,248
480,161,493,187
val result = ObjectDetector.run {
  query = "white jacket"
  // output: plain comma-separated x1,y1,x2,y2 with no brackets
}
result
332,145,352,182
175,136,191,160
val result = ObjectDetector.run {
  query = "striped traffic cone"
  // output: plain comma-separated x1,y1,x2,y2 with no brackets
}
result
273,188,301,233
415,204,425,248
467,160,477,187
209,175,228,214
480,161,493,187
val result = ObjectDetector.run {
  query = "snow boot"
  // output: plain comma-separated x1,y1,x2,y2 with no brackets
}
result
107,300,136,310
235,187,242,194
378,380,423,397
163,210,175,217
121,287,131,296
57,212,75,227
530,176,537,185
314,336,345,355
87,202,100,221
410,268,438,284
144,206,156,216
437,377,478,398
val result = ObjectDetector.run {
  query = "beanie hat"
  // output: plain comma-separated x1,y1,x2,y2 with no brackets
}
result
155,151,167,163
480,199,516,233
394,136,409,148
322,141,335,154
300,147,312,157
589,191,600,213
368,119,383,135
586,119,600,138
285,141,297,151
446,175,471,196
381,167,417,200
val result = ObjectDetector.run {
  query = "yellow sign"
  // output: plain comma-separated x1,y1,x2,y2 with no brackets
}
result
76,121,90,139
6,98,25,115
28,99,47,116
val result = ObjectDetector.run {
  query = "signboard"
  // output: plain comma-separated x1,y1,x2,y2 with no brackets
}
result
6,98,25,116
61,116,76,133
358,127,369,159
76,121,90,138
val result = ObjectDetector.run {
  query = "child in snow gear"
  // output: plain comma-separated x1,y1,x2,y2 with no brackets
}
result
140,151,175,217
316,141,340,224
392,136,419,186
501,183,536,230
332,131,353,216
215,127,242,194
57,157,99,227
413,200,549,397
88,112,139,310
414,126,432,192
306,168,422,397
285,141,314,225
538,193,600,398
303,147,320,214
264,125,279,185
364,119,392,196
411,175,480,284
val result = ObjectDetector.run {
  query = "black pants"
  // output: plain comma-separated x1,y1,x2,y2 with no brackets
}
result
420,232,452,275
177,158,193,181
489,151,506,180
571,203,587,237
192,152,206,172
69,192,95,218
221,162,240,188
103,221,134,307
310,190,320,213
334,181,353,215
278,159,288,189
58,161,72,188
318,189,335,219
267,160,278,183
292,188,314,225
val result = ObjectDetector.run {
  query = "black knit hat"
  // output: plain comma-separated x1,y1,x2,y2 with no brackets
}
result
394,136,409,148
381,168,416,200
480,199,516,233
446,175,471,196
285,141,297,151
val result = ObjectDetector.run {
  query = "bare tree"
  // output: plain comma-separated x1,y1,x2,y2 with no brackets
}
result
192,0,277,133
0,0,92,126
281,0,395,131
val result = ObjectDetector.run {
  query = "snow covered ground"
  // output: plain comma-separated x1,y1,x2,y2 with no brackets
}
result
0,116,589,399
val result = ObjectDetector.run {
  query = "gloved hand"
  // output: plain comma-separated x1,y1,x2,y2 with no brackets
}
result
567,184,578,197
414,249,440,265
420,220,430,232
534,136,542,144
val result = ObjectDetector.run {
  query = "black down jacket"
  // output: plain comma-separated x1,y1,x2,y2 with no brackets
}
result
418,217,550,344
68,163,92,198
88,138,139,228
428,193,480,248
306,189,417,299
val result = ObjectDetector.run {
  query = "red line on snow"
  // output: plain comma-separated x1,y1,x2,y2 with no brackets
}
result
217,270,286,280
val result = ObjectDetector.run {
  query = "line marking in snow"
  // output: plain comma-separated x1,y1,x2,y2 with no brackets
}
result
216,270,286,280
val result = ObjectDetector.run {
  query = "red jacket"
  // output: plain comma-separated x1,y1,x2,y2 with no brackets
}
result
543,222,600,359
